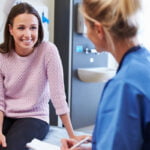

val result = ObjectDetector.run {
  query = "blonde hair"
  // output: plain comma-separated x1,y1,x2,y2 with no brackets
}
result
81,0,141,49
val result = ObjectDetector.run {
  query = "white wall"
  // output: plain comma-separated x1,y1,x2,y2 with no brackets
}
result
138,0,150,49
0,0,7,43
47,0,55,42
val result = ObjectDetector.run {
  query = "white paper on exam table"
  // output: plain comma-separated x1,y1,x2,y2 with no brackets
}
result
26,138,60,150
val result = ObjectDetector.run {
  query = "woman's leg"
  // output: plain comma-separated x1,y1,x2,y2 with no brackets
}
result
3,118,49,150
0,117,16,150
2,117,16,135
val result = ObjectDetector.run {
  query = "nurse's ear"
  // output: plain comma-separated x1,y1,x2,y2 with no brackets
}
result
94,22,104,40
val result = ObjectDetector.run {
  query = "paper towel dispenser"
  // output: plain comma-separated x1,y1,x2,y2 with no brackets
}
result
76,3,87,34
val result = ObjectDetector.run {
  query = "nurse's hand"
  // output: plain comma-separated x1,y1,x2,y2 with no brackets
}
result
61,138,78,150
60,138,92,150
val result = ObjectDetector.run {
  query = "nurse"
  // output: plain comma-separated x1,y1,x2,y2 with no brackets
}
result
61,0,150,149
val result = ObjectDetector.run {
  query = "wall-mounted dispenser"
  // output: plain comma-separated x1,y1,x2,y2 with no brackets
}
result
76,3,87,34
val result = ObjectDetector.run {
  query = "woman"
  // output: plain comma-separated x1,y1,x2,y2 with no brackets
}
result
61,0,150,149
0,2,83,150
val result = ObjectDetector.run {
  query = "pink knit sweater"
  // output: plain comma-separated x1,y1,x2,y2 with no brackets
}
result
0,41,69,123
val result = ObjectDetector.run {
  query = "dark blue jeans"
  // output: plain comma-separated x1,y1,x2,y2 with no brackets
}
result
0,117,49,150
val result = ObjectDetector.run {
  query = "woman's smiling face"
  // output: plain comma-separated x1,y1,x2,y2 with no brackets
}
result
9,13,39,56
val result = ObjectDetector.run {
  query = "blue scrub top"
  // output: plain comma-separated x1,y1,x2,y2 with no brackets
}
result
92,46,150,150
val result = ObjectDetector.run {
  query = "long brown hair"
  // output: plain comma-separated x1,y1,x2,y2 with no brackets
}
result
0,2,44,53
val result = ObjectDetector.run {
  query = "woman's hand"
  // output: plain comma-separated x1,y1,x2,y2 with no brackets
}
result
0,133,7,148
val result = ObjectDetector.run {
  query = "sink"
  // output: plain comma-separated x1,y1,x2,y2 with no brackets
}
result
77,67,116,82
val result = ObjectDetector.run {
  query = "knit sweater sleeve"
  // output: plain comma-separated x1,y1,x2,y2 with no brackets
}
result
45,42,69,115
0,60,5,112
